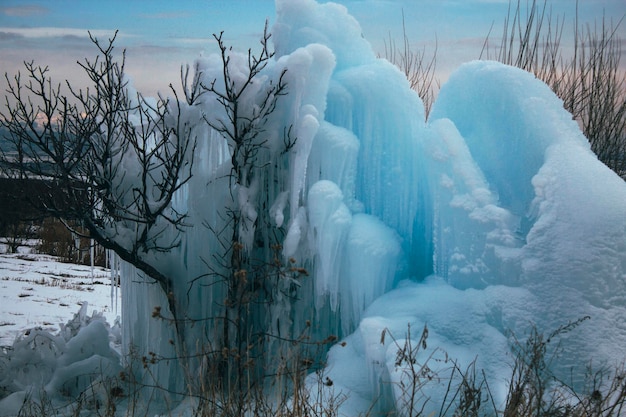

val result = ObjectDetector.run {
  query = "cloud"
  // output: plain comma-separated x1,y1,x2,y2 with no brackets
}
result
0,31,24,41
0,27,119,40
165,36,213,46
1,5,49,17
139,11,192,20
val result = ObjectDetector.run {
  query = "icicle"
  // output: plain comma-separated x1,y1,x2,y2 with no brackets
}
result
90,238,95,283
73,232,80,263
307,180,351,312
109,250,119,316
269,191,290,228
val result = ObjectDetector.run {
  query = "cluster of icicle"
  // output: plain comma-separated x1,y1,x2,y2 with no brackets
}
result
113,0,626,411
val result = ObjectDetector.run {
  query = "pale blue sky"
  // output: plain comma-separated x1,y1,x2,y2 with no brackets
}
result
0,0,624,97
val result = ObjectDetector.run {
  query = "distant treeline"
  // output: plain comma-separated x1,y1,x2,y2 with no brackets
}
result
0,177,84,222
0,177,103,264
0,177,50,224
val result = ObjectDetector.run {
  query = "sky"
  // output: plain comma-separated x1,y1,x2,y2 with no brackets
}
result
0,0,624,99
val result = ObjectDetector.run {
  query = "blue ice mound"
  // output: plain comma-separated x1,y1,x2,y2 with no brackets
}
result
111,0,626,414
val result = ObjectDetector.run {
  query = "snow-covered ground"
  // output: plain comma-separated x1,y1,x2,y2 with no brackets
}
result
0,249,120,347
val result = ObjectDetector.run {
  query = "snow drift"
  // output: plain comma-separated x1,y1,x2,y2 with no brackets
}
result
0,304,121,416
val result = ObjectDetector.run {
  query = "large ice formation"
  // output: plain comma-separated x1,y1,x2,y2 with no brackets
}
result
115,0,625,413
5,0,620,415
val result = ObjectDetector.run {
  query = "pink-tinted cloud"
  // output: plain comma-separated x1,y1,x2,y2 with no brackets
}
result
1,5,49,17
0,27,119,40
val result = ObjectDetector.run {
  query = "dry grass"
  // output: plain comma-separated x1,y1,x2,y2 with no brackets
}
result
385,0,626,178
9,317,625,416
481,0,626,178
381,10,438,118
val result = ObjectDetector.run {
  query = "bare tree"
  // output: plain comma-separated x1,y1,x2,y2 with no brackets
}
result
0,25,318,409
182,23,319,409
0,31,195,343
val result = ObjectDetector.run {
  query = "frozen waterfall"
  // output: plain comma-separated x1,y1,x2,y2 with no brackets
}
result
113,0,626,414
